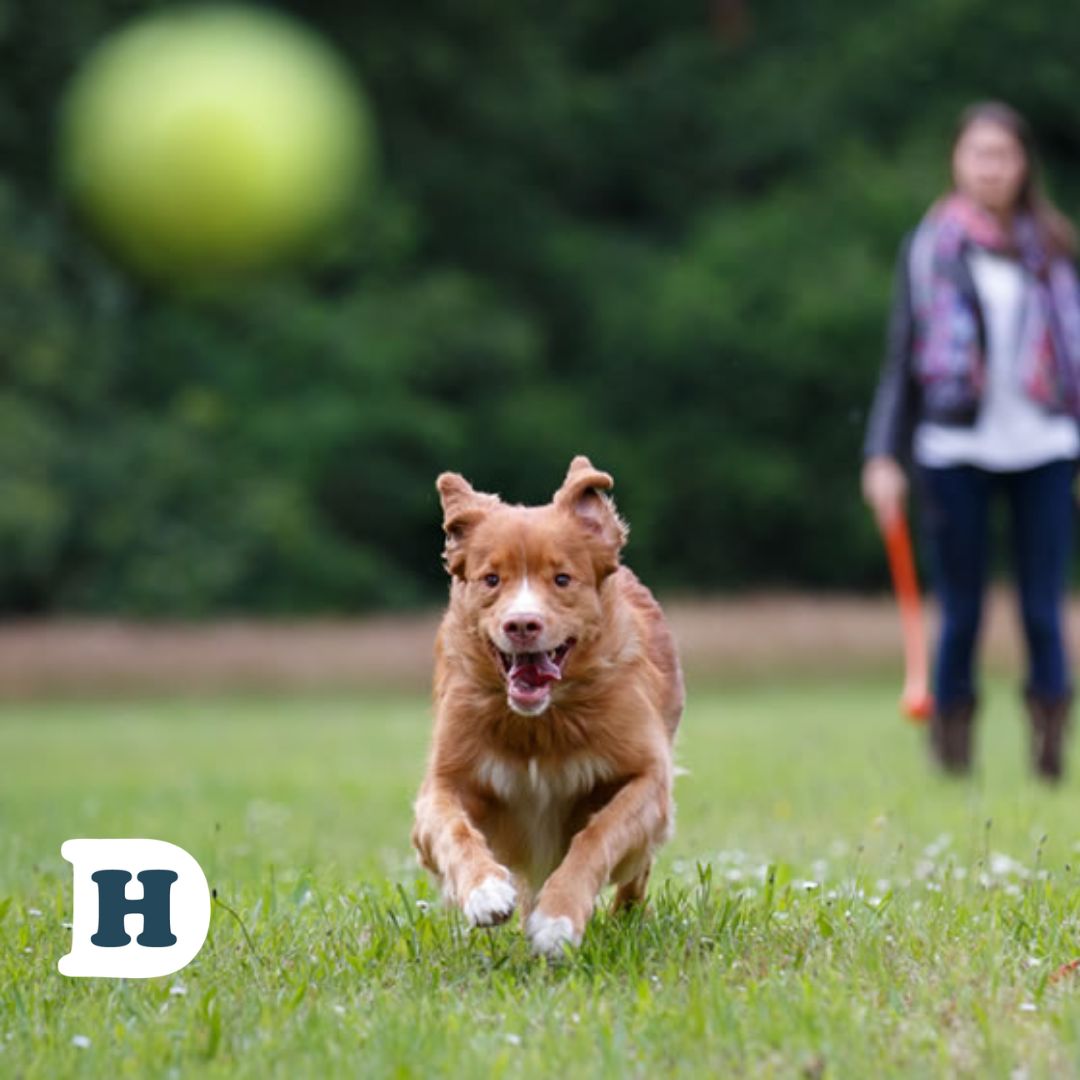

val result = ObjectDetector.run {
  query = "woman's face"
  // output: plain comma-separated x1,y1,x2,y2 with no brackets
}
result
952,119,1027,215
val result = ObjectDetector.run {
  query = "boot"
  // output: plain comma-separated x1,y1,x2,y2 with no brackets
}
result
1025,691,1071,781
929,698,975,775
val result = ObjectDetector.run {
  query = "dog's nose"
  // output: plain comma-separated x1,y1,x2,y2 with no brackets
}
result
503,613,544,645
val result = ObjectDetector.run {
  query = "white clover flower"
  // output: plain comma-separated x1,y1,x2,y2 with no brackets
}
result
990,853,1026,878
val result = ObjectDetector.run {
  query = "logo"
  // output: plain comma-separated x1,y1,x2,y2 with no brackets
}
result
59,839,211,978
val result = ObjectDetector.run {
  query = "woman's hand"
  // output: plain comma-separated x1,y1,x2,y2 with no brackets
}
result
861,456,908,530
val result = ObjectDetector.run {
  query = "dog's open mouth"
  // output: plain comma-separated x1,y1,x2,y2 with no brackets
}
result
491,639,576,714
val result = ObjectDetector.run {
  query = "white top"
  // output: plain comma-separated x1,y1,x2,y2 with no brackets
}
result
913,247,1080,471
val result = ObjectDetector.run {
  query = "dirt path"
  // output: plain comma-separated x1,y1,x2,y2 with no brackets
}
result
0,588,1063,697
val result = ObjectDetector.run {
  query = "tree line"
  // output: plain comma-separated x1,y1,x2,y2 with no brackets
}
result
3,0,1080,613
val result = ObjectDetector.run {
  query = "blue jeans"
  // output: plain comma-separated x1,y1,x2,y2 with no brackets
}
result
916,459,1077,709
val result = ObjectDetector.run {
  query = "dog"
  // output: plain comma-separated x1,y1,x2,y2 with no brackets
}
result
411,455,684,957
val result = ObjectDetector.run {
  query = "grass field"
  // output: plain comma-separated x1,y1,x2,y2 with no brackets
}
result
4,676,1080,1077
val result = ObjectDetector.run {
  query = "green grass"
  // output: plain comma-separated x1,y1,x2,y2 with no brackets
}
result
4,677,1080,1077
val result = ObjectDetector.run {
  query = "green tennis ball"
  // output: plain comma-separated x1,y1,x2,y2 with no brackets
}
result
59,5,373,280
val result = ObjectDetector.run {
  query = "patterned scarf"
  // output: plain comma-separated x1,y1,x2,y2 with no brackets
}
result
908,192,1080,418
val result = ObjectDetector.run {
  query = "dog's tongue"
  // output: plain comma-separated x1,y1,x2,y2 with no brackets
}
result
509,651,561,688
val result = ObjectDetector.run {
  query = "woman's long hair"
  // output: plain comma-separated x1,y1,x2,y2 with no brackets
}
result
952,101,1077,258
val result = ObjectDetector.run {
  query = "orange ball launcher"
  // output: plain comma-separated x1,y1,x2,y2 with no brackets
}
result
880,512,934,723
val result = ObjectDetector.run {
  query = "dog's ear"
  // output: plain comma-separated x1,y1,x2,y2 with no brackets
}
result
554,455,628,577
436,472,499,578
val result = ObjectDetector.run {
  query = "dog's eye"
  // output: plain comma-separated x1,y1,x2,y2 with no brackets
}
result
483,573,500,588
554,573,571,588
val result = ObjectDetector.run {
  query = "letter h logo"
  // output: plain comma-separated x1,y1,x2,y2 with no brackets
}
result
90,869,179,947
60,840,211,978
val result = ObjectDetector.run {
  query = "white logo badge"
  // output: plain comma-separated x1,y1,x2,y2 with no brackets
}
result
59,838,211,978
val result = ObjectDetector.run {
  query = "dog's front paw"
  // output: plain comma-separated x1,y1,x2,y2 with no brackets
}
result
463,874,517,928
526,909,582,958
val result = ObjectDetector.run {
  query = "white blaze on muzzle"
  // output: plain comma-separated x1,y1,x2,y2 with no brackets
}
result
504,577,543,627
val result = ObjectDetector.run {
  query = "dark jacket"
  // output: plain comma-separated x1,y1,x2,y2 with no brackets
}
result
863,231,986,463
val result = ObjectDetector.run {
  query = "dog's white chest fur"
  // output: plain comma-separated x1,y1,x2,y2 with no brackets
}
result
476,753,615,889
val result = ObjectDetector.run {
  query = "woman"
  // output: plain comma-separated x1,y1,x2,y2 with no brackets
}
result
863,101,1080,780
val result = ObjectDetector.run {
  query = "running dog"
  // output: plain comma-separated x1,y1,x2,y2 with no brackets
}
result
412,456,684,957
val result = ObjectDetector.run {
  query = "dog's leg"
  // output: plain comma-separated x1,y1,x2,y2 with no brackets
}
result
412,782,517,928
526,769,670,957
611,860,651,913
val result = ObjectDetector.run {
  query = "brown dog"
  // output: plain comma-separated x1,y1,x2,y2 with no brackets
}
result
411,456,684,957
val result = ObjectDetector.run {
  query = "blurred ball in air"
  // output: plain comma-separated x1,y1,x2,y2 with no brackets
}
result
58,4,374,281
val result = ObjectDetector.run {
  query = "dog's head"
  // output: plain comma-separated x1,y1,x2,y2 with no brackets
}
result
436,455,629,716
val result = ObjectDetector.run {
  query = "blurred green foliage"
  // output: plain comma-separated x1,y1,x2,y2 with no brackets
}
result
3,0,1080,613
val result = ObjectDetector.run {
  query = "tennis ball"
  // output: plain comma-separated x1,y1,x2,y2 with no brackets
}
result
58,5,373,280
